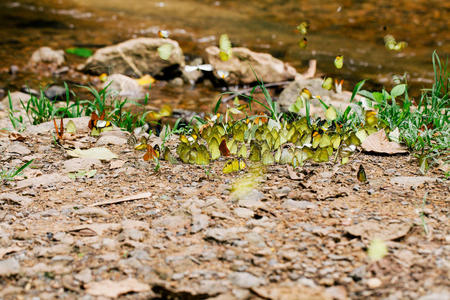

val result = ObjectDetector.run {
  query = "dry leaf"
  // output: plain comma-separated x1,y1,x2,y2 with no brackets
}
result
67,147,118,161
346,220,411,241
361,130,407,154
85,278,150,298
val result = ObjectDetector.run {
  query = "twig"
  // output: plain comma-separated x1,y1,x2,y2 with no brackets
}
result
90,192,152,206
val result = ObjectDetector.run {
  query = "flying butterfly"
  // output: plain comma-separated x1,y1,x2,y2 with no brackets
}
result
158,30,169,39
357,164,367,183
223,158,246,174
219,34,232,61
298,37,308,49
296,21,309,35
334,55,344,69
157,43,173,60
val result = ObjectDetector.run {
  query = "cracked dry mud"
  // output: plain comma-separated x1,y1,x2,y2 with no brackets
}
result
0,120,449,300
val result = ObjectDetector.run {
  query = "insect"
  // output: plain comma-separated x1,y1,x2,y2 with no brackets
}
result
158,30,169,39
219,34,232,61
334,55,344,69
298,37,308,49
88,112,112,136
296,21,309,35
143,144,160,161
157,44,173,60
219,139,231,156
53,118,64,143
184,64,213,72
357,164,367,183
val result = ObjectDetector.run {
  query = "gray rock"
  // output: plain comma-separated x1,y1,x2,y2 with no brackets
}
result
0,193,32,206
282,199,317,210
205,227,247,242
191,214,209,233
82,38,185,77
205,46,296,85
45,85,66,100
96,134,128,146
390,176,438,188
234,207,254,218
418,292,450,300
0,258,20,276
235,189,265,208
16,173,71,189
229,272,265,288
103,74,145,100
63,158,101,173
74,207,110,218
244,232,266,248
30,47,65,66
6,143,31,155
152,215,190,230
122,228,144,241
74,268,92,283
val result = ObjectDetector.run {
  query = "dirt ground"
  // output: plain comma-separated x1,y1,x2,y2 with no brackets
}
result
0,118,449,300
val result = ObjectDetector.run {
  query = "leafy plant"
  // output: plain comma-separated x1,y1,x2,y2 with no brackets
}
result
359,51,449,171
1,160,34,184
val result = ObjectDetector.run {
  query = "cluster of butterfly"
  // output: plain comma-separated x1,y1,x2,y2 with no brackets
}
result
173,110,380,173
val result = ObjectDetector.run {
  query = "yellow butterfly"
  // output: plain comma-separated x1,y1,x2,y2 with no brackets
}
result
223,159,246,174
334,55,344,69
219,34,232,61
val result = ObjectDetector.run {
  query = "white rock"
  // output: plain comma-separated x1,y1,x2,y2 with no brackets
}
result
30,47,65,66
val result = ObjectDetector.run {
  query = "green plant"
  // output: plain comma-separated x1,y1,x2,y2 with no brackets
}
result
7,91,25,131
1,160,34,184
359,51,449,171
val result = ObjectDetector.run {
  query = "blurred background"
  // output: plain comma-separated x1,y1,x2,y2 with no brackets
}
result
0,0,448,102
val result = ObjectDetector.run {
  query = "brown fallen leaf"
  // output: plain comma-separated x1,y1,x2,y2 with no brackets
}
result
85,278,150,298
346,220,411,241
90,192,152,206
361,130,408,154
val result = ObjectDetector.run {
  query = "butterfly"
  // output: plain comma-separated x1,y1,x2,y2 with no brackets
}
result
88,112,112,136
296,21,309,35
322,77,333,90
53,118,64,142
223,158,246,174
184,64,213,72
298,37,308,49
158,30,169,39
219,34,232,61
157,43,173,60
334,79,344,93
217,70,229,79
334,55,344,69
357,164,367,183
143,144,160,161
219,139,231,156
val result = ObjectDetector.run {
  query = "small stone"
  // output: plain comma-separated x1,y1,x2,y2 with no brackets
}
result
75,207,110,217
282,199,317,210
0,258,21,276
45,85,66,100
74,268,92,283
191,214,209,233
366,277,382,289
234,207,254,218
229,272,264,288
236,189,265,208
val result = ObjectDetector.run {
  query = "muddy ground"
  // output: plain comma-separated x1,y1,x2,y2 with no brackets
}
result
0,118,449,300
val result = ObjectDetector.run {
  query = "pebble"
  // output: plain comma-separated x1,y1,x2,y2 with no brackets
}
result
229,272,264,288
0,258,20,276
74,268,92,283
367,277,382,289
282,199,317,210
234,207,254,218
74,207,110,217
191,214,209,233
45,85,66,100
